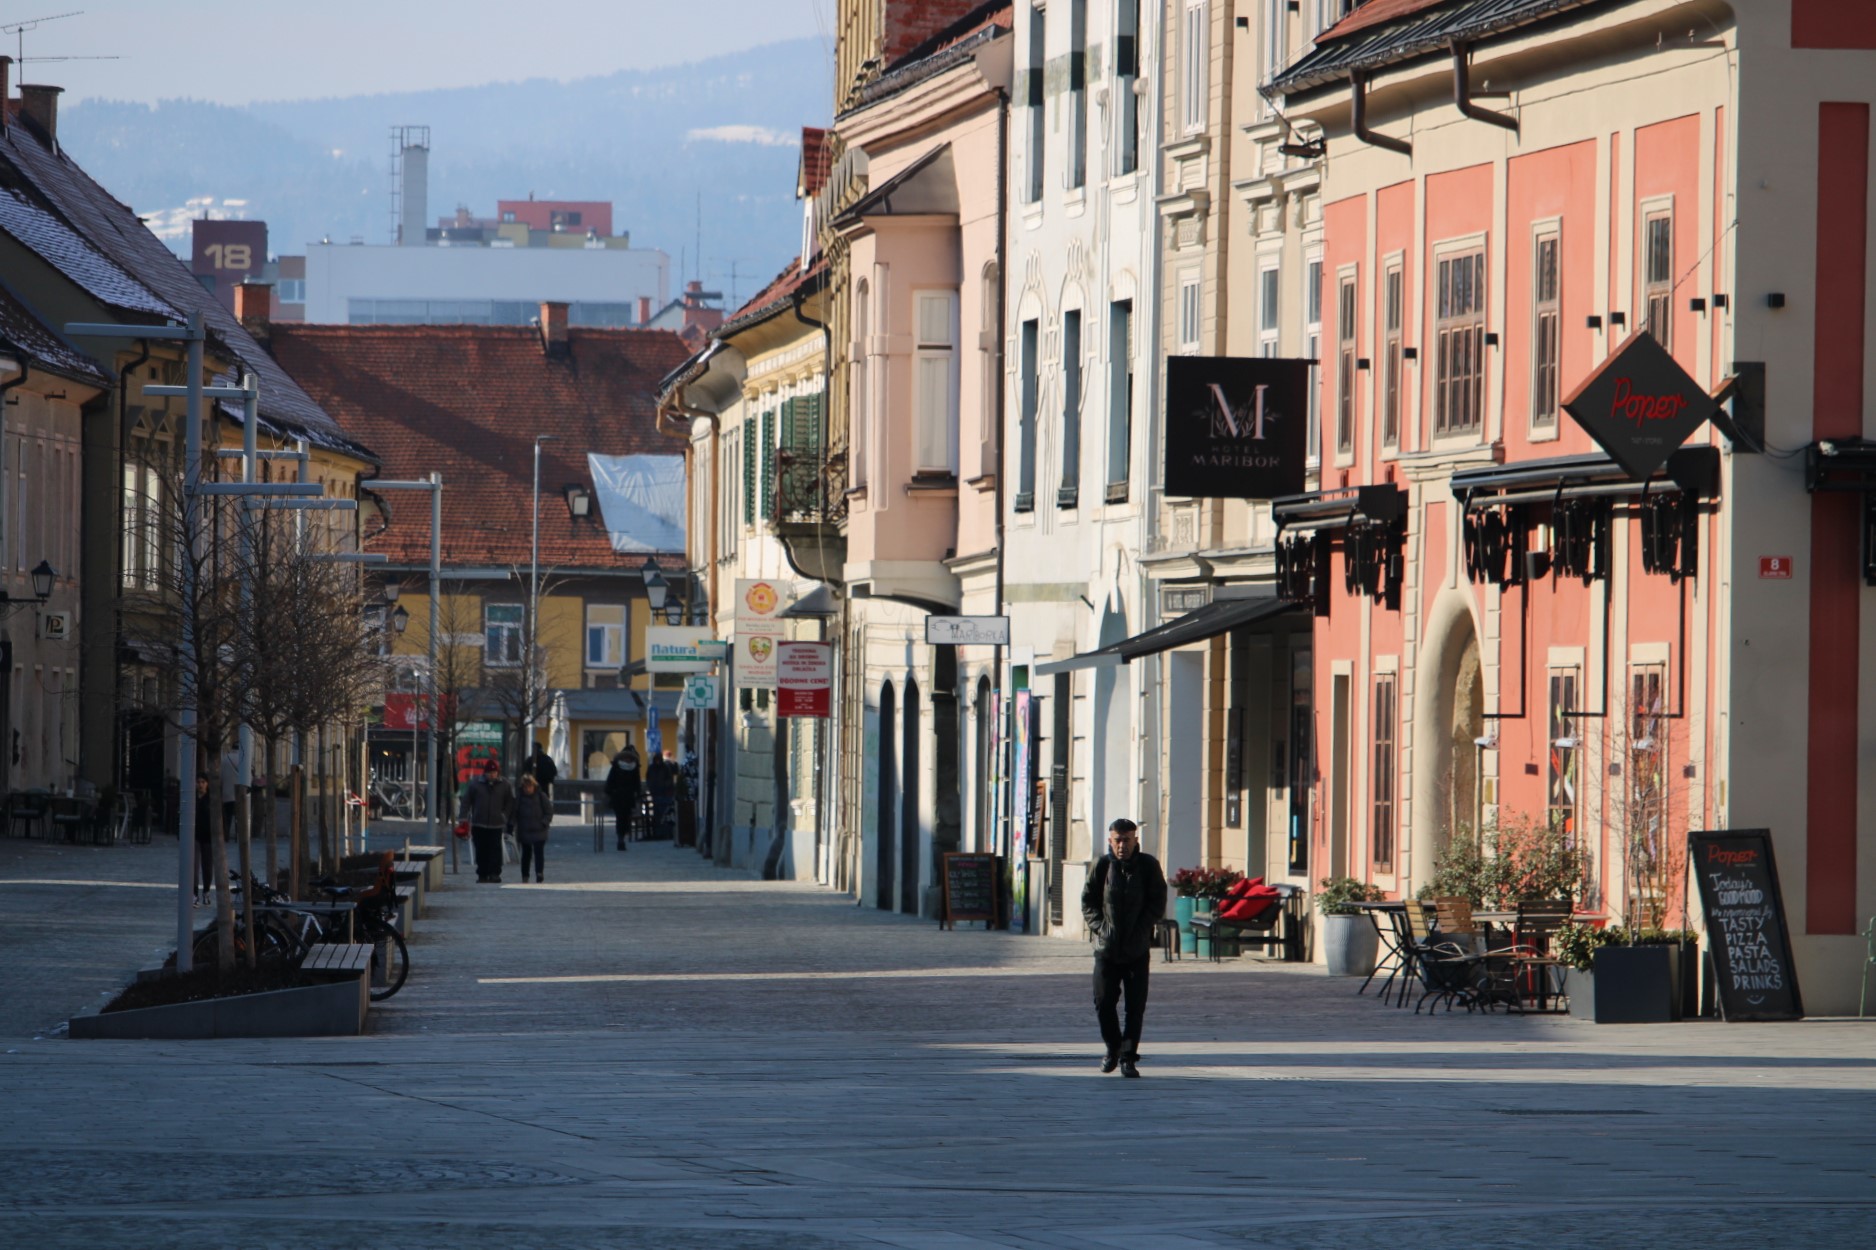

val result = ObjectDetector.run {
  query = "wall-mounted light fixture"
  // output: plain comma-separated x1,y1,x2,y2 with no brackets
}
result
1688,297,1707,314
1766,292,1786,309
1586,314,1603,331
1402,346,1418,362
0,560,55,616
1609,311,1627,328
1712,293,1729,310
1356,357,1371,370
1484,332,1500,347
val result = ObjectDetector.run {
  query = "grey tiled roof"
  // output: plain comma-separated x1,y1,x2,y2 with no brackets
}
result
0,276,108,384
0,127,371,459
1273,0,1606,96
0,189,174,318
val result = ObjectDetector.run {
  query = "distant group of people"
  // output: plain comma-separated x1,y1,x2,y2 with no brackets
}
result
603,744,679,849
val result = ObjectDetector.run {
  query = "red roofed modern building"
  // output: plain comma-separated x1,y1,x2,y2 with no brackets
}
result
264,304,694,792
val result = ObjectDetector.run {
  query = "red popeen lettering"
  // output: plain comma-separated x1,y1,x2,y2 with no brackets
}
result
1610,376,1689,428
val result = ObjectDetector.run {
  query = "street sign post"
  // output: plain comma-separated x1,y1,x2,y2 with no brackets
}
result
926,615,1011,646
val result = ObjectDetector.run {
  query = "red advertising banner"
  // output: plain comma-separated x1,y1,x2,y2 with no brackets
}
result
776,641,831,718
382,693,430,730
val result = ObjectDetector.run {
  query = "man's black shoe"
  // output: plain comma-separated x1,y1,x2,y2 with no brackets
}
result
1100,1053,1119,1074
1120,1059,1140,1078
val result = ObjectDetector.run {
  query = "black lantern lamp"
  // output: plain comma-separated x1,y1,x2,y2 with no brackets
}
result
0,560,55,615
640,557,669,613
391,604,410,635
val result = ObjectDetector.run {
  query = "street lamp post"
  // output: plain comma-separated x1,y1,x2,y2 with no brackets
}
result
364,474,445,854
528,434,558,769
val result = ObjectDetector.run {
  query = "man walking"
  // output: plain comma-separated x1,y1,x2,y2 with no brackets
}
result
1081,818,1166,1077
604,745,640,849
460,760,514,883
527,741,558,800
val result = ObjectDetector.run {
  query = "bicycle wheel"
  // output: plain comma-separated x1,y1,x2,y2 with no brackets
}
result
365,923,409,1001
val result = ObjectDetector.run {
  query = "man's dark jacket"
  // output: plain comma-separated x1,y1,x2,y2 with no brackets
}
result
1081,851,1168,962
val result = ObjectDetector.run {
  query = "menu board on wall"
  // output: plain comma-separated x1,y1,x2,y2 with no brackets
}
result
1689,829,1804,1022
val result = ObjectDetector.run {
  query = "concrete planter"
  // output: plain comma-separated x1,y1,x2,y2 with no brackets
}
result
1591,945,1676,1023
69,974,368,1040
1320,912,1378,976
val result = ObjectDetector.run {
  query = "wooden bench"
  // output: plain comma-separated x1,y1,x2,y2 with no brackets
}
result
397,845,447,891
391,885,418,936
299,942,373,1027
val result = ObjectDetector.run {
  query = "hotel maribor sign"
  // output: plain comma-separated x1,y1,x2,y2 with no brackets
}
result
1562,330,1717,480
1163,356,1310,499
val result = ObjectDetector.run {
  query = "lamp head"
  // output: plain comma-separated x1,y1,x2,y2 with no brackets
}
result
392,604,410,634
29,560,55,600
382,579,400,604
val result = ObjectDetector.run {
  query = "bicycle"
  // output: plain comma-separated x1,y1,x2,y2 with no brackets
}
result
202,871,410,1001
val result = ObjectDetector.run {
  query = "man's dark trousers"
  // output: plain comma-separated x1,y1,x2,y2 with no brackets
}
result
1093,952,1151,1060
471,826,503,880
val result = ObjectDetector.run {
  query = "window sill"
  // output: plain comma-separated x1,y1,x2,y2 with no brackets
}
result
1056,486,1080,510
905,474,959,497
1013,491,1035,514
1105,482,1129,505
967,472,998,493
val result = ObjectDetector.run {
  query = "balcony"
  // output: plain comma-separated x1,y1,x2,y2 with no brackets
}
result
774,447,848,586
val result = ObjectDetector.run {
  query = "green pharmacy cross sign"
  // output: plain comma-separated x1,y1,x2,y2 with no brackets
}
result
1562,330,1718,480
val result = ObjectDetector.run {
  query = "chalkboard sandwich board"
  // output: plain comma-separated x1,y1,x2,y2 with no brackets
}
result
1689,829,1803,1021
941,852,999,930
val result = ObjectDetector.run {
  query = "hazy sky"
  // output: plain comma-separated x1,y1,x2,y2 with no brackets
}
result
20,1,837,106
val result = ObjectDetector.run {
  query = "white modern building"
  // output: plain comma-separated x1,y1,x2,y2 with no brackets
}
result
301,240,671,326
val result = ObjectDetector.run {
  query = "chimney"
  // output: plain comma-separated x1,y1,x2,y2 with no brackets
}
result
637,296,652,325
539,301,570,357
0,58,11,132
235,281,273,328
18,83,62,145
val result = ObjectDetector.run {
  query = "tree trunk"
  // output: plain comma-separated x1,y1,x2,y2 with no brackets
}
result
236,768,255,972
316,724,331,875
260,732,278,888
208,739,235,973
290,762,304,901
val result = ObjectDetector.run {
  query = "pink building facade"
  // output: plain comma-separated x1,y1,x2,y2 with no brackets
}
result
1274,0,1876,1007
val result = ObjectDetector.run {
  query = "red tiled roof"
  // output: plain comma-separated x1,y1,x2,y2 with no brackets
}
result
725,254,827,327
799,127,832,198
266,324,691,570
1320,0,1448,42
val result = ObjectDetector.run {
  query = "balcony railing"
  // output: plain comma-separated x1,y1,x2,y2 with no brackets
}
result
775,448,849,527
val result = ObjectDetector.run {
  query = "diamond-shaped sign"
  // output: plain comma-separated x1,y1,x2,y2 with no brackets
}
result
1562,331,1716,480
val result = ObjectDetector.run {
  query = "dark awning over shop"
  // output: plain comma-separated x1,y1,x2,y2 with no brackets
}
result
1035,596,1296,675
1452,445,1719,509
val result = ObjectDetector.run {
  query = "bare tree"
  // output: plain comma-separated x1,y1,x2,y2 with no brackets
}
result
481,568,577,769
1588,674,1693,934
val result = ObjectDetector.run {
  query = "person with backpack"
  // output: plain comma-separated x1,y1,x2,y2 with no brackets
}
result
527,742,559,800
1080,818,1167,1078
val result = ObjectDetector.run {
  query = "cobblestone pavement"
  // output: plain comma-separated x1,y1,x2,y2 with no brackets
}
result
3,825,1874,1247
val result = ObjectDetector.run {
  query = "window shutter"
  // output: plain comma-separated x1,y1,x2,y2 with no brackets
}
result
800,391,821,455
743,427,756,525
779,397,797,456
761,409,776,520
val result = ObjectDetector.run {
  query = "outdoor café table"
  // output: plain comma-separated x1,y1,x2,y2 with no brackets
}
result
1349,901,1414,1005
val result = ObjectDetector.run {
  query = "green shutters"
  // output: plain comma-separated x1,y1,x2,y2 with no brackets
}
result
760,409,776,521
779,397,797,455
799,391,822,455
743,424,756,525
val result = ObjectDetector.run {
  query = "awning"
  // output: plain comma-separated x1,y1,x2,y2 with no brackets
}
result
1453,445,1720,509
1035,596,1296,675
1272,484,1406,532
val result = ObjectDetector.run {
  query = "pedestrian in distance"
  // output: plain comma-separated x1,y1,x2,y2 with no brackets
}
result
192,773,215,907
460,760,514,883
1081,818,1166,1078
527,741,558,801
512,773,553,883
605,745,640,849
645,751,676,840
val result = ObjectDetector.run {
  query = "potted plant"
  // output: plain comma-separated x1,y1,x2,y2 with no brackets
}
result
1169,867,1244,955
1553,921,1622,1015
1315,876,1384,975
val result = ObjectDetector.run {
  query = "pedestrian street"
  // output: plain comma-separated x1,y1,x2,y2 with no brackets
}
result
1,828,1873,1249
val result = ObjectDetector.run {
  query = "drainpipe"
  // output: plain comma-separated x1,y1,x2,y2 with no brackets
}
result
993,84,1010,871
1450,42,1517,132
1350,73,1412,156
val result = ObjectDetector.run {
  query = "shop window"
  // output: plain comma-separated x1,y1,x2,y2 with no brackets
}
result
1547,669,1579,841
1371,674,1396,870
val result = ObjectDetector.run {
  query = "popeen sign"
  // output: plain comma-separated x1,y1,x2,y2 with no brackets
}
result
1562,330,1718,480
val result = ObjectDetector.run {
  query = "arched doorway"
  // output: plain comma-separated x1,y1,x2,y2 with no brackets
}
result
876,681,896,910
901,678,922,915
1410,592,1484,889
